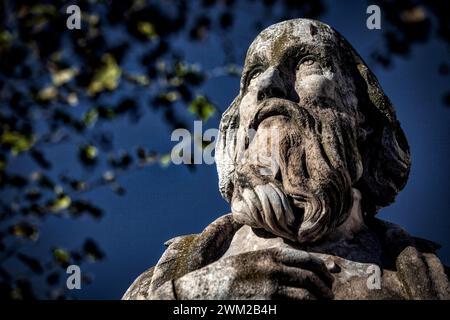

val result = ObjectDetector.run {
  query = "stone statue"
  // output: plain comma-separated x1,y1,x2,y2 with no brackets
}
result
123,19,450,300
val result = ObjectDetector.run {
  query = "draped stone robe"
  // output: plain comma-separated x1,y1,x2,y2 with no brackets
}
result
123,214,450,300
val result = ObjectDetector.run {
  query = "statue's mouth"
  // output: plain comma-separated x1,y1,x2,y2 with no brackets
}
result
249,98,299,131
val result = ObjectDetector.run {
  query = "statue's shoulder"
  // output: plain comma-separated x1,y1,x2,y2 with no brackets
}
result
370,218,450,299
122,214,242,300
369,218,441,256
122,266,155,300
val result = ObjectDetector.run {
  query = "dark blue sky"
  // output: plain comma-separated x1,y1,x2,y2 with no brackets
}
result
8,0,449,299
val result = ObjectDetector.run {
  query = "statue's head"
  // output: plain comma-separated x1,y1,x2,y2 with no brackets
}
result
215,19,411,244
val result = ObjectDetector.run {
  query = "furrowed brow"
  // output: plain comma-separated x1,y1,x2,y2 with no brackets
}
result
278,44,316,66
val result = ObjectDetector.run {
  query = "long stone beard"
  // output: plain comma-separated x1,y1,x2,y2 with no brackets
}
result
231,100,360,244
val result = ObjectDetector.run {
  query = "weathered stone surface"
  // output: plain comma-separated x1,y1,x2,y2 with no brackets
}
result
123,19,449,300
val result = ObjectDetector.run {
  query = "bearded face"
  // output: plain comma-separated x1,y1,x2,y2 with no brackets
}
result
215,19,411,244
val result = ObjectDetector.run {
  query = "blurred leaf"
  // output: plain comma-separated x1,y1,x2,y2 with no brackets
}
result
188,95,215,121
190,16,211,40
137,21,158,40
70,180,87,191
30,149,51,169
88,54,122,95
111,183,126,196
4,173,27,187
32,172,55,190
0,30,13,49
49,194,71,213
79,144,98,165
159,154,171,167
25,188,42,202
219,11,233,29
12,279,35,300
30,4,57,16
125,73,150,86
175,62,189,78
66,92,79,106
97,106,116,119
69,200,103,219
83,239,104,261
0,153,7,171
0,130,35,155
136,147,157,164
176,62,204,85
37,86,57,101
400,6,427,24
51,68,78,86
115,99,138,116
102,170,115,182
155,91,179,106
9,222,39,241
82,108,99,127
52,248,70,265
17,253,44,275
108,152,132,169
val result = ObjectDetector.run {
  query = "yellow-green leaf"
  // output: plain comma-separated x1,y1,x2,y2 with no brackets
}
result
53,248,70,264
84,145,98,159
127,73,150,86
67,92,79,106
11,222,39,241
49,194,71,213
88,54,122,95
188,95,216,121
0,30,13,48
137,21,158,40
159,154,171,167
83,108,99,127
30,4,57,16
0,158,6,171
0,130,36,155
51,68,78,86
37,85,57,101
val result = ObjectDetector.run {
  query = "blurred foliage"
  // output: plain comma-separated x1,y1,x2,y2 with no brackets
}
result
189,95,216,121
373,0,449,105
0,0,448,299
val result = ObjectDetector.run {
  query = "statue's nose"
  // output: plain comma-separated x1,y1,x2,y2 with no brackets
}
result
256,67,287,102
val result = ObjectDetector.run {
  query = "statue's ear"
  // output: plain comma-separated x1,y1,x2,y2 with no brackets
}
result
215,95,241,202
352,58,411,216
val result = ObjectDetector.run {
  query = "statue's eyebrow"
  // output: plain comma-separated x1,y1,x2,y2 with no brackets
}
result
278,44,317,66
241,55,267,89
243,53,266,72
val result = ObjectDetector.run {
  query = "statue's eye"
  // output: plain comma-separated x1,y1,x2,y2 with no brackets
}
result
244,67,264,89
296,55,315,69
249,69,262,81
